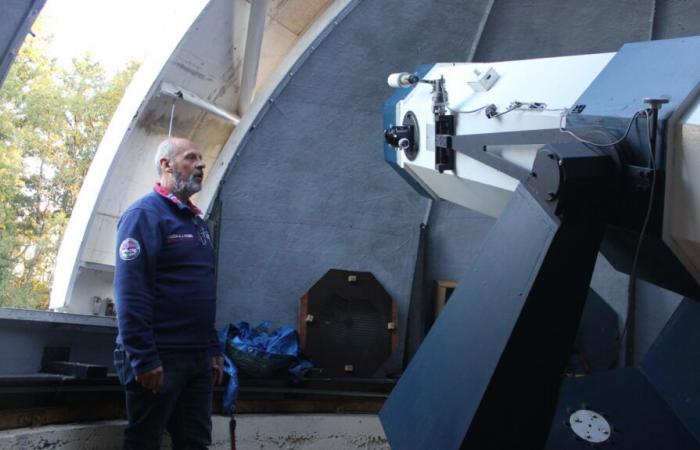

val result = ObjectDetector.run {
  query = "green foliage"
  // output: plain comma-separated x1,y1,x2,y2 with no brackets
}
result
0,27,140,309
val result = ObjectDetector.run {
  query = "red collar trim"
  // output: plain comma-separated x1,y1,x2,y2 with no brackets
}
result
154,183,202,215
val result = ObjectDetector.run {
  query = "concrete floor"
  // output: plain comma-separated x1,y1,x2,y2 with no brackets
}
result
0,414,389,450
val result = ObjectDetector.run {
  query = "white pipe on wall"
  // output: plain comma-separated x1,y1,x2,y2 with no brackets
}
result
160,81,241,124
238,0,269,115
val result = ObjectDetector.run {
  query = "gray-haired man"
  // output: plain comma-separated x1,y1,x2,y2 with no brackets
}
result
114,138,224,449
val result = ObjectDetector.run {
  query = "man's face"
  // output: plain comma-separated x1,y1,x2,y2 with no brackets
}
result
171,142,205,198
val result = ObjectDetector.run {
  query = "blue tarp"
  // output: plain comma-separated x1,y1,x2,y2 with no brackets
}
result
219,321,312,413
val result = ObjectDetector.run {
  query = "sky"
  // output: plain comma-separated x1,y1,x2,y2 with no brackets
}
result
38,0,209,74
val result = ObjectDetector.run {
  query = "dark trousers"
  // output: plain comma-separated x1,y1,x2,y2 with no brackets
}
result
114,348,213,450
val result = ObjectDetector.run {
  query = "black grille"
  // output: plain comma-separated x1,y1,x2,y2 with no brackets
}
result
302,269,395,377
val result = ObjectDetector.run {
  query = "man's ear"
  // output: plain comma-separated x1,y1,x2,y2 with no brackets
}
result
160,157,173,174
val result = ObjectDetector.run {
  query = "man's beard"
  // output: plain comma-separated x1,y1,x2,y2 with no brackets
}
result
172,167,202,199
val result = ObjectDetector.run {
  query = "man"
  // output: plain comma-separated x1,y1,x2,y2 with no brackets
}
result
113,137,224,450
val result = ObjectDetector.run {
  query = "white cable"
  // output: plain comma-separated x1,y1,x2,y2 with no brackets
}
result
168,100,176,138
448,100,564,116
492,102,523,118
447,104,488,114
559,109,645,147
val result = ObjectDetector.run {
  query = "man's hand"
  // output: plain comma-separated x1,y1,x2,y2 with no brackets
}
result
135,366,164,393
212,356,224,385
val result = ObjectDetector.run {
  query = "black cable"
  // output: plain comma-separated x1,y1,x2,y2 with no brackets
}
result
619,109,656,365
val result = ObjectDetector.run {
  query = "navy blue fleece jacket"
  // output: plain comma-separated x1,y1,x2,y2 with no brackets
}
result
115,185,220,375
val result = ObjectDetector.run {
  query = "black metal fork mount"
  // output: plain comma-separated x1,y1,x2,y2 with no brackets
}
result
380,141,615,450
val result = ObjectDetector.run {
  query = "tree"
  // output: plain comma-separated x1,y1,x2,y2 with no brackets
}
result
0,25,139,309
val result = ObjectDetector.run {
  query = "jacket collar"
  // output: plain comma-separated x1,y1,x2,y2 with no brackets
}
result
154,183,203,216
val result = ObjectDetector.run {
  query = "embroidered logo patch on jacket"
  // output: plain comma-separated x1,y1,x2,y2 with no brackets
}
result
119,238,141,260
